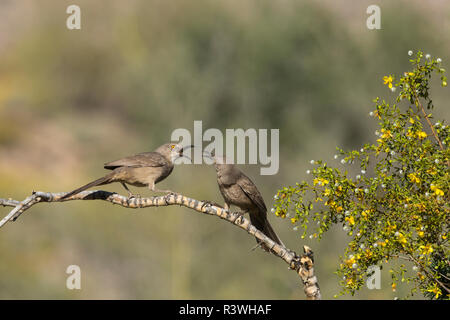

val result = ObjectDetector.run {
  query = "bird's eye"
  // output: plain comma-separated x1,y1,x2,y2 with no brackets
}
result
171,145,175,149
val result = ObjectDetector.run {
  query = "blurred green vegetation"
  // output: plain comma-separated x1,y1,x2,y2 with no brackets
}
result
0,0,449,299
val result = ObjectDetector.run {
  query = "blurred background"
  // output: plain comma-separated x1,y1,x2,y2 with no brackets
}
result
0,0,449,299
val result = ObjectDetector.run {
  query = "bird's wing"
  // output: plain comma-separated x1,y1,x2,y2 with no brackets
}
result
104,152,168,170
236,173,267,214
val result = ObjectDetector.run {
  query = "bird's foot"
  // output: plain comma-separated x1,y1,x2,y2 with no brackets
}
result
161,191,180,205
127,192,141,200
200,200,223,210
164,190,181,204
164,190,180,197
152,188,179,196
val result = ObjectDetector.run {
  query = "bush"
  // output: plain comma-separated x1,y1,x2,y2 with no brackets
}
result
273,51,449,299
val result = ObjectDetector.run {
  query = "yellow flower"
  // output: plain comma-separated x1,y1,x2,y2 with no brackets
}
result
346,256,356,266
380,128,393,140
418,231,424,237
397,233,407,246
406,129,414,138
290,217,298,224
383,75,393,88
380,239,388,247
430,184,444,196
345,216,355,226
409,118,415,124
419,244,434,255
408,173,421,184
427,285,442,299
313,178,329,186
417,131,427,139
323,188,331,197
391,283,397,292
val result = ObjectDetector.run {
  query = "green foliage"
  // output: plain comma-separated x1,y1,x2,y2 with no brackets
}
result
273,51,449,299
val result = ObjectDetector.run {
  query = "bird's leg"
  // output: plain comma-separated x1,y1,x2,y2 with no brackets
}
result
150,183,179,196
251,242,264,252
121,183,140,199
251,242,272,253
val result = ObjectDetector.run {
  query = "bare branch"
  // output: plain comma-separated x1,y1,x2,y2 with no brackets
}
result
0,198,20,207
0,190,321,299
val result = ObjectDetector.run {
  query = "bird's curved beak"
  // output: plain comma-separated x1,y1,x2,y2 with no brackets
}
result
202,151,216,164
179,144,195,161
181,144,195,152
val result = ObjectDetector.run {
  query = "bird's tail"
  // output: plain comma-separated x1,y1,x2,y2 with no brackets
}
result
249,211,284,251
61,174,112,199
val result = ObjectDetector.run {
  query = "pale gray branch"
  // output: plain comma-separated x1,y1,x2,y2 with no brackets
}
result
0,190,321,299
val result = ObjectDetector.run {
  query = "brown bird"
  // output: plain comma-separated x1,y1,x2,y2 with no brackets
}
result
208,155,284,251
61,143,192,199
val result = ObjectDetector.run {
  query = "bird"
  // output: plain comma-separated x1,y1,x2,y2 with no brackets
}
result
61,143,192,199
207,154,284,251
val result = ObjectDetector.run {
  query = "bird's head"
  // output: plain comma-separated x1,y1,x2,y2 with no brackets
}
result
203,151,235,176
156,143,194,163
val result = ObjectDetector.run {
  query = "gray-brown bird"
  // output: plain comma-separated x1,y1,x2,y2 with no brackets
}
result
208,155,284,251
61,143,191,199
